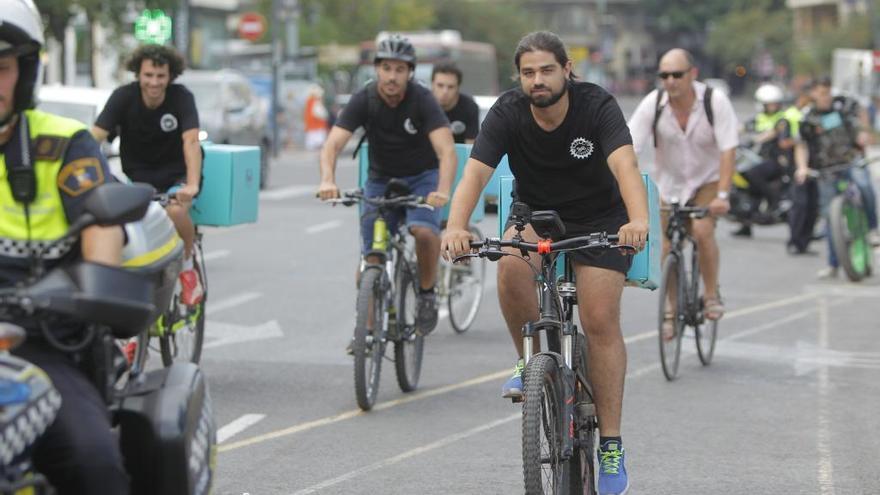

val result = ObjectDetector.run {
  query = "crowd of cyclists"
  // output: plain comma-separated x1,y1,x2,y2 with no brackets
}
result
1,0,877,492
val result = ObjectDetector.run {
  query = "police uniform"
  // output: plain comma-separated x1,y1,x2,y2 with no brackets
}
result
1,110,130,494
741,108,799,223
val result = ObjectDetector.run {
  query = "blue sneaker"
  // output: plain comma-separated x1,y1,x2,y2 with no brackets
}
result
597,440,629,495
501,358,525,400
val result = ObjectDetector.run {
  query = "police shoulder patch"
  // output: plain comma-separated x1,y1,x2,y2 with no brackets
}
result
34,135,70,161
57,157,105,197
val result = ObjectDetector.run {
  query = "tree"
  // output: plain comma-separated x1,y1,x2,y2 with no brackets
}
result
705,7,792,75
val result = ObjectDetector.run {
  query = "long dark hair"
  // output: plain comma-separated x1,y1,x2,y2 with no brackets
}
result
513,31,578,80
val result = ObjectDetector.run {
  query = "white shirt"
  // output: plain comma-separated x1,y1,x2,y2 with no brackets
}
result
628,81,739,202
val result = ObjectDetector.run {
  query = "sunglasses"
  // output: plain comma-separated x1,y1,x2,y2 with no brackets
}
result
657,69,690,80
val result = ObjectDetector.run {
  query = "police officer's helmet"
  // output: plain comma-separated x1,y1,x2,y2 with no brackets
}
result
0,0,44,118
374,35,416,69
754,83,784,106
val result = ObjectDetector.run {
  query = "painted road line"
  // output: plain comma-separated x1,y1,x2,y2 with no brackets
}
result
260,185,316,201
208,292,262,315
306,220,343,234
816,297,835,495
203,250,230,262
217,414,267,444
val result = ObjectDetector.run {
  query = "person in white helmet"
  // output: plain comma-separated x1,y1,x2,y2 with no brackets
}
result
733,83,799,237
0,1,129,493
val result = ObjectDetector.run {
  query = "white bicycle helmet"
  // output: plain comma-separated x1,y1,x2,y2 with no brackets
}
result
754,83,784,105
0,0,44,122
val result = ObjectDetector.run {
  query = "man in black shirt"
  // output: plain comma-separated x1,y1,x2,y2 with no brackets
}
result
92,44,203,306
441,32,647,495
431,61,479,144
318,35,456,335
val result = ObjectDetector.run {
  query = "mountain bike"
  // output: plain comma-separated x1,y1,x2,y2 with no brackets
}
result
131,192,208,372
438,224,486,333
658,202,716,381
327,181,434,411
813,158,877,282
458,204,633,495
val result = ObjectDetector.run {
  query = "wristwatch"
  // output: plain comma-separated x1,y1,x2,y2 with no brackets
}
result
716,190,730,200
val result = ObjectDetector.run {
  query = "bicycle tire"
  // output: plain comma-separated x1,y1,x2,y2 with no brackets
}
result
160,254,207,366
689,246,717,366
523,353,571,494
394,258,424,392
696,318,718,366
569,332,597,495
354,267,385,411
448,225,488,333
658,255,684,381
829,195,871,282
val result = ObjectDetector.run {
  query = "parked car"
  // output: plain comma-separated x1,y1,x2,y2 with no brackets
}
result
176,69,273,189
36,85,121,174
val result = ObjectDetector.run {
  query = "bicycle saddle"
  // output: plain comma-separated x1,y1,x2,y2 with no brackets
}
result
384,179,412,199
530,210,566,239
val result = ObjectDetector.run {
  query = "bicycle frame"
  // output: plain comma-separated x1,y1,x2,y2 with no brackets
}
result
663,203,706,325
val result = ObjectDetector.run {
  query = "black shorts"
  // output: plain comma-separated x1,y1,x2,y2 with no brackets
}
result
504,208,633,275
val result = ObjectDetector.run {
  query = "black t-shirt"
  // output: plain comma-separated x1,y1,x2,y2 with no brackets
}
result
472,81,632,223
95,82,199,188
0,125,114,286
445,93,479,144
336,81,449,178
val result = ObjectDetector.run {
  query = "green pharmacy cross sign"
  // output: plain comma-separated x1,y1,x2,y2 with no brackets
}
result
134,9,173,44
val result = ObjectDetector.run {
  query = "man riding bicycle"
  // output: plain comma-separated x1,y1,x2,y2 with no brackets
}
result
91,44,203,305
0,1,128,491
628,48,739,323
794,76,879,278
318,34,457,338
442,31,649,495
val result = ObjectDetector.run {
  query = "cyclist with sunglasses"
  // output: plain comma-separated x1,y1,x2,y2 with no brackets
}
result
628,48,739,324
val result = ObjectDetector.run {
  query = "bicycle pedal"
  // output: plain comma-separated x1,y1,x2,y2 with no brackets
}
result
510,396,524,404
576,402,596,418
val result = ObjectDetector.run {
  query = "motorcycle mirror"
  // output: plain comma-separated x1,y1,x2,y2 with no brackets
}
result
0,322,26,351
81,182,153,227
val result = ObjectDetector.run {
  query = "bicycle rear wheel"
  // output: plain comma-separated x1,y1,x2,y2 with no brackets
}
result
354,267,385,411
160,254,207,366
658,255,685,381
830,195,872,282
523,353,571,494
394,259,424,392
448,225,487,333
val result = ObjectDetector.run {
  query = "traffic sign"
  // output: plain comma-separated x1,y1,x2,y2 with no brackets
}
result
238,12,267,42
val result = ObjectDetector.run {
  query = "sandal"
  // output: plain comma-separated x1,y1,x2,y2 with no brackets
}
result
704,296,725,321
661,311,676,341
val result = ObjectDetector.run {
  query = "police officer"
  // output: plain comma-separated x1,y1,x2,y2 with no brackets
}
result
0,1,129,492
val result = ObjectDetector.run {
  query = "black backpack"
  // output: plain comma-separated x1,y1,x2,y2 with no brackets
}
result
652,85,714,147
351,80,423,159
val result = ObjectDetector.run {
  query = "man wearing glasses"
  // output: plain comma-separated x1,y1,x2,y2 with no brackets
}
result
628,48,738,322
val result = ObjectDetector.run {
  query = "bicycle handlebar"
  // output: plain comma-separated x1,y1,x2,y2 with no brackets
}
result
807,156,879,178
323,190,435,210
457,232,634,263
660,204,709,219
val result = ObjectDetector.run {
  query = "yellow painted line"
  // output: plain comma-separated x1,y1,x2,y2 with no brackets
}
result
219,291,819,454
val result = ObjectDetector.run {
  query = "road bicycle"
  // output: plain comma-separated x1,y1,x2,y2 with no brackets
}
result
458,203,632,494
438,224,486,333
658,202,716,381
131,192,208,373
328,181,434,411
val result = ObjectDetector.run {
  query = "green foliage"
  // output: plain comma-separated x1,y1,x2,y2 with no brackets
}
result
38,0,176,43
297,0,435,46
792,15,872,76
706,8,792,72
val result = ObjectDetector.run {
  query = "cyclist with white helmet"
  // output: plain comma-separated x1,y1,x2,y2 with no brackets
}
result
734,83,799,237
0,1,129,492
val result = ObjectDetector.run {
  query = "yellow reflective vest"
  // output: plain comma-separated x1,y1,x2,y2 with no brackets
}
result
0,110,87,259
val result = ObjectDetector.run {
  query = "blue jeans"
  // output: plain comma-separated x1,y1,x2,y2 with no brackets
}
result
819,166,878,267
360,169,441,255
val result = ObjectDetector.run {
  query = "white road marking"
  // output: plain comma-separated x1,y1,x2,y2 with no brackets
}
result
260,185,316,201
203,320,284,349
217,414,267,444
208,292,262,315
306,220,343,234
817,297,835,495
202,250,230,262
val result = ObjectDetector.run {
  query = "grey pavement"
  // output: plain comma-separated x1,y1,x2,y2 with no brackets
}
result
176,98,880,495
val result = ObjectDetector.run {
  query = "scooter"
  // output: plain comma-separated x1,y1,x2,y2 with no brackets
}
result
0,183,216,495
729,144,793,228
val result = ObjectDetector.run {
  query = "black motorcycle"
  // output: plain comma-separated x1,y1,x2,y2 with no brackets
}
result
729,144,793,229
0,183,216,495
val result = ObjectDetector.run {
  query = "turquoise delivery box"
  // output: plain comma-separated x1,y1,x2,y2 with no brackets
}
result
191,143,260,226
498,174,661,289
483,154,511,206
358,143,484,223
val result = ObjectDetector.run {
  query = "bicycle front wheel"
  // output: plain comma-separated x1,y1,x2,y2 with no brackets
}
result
658,255,685,381
830,195,872,282
354,267,386,411
447,225,487,333
394,259,424,392
570,332,597,495
523,354,571,494
160,256,207,366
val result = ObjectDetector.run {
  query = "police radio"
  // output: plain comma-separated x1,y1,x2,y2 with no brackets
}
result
5,114,36,204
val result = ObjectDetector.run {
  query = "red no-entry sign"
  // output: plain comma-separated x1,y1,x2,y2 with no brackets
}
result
238,12,267,42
